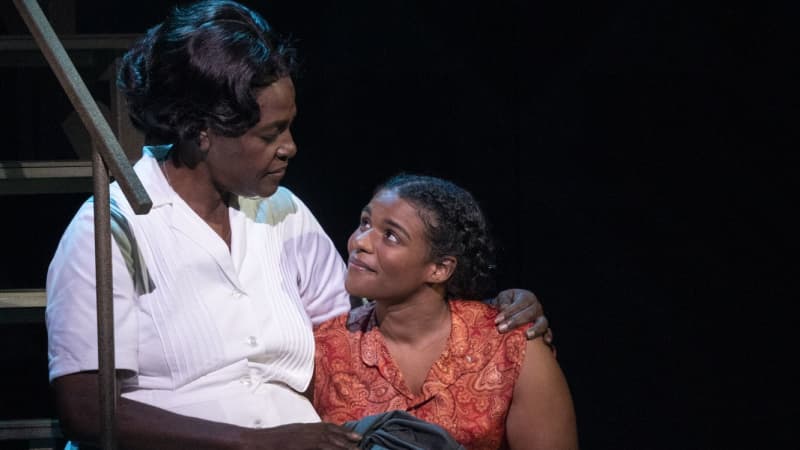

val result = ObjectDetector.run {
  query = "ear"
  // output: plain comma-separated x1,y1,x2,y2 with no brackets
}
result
427,256,457,284
198,130,211,152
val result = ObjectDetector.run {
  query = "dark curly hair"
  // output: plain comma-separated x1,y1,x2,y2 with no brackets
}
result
117,0,298,148
376,174,497,300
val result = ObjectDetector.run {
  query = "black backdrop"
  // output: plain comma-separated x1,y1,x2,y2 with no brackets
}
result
1,1,795,448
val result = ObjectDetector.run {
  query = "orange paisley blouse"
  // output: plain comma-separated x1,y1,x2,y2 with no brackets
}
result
313,300,527,449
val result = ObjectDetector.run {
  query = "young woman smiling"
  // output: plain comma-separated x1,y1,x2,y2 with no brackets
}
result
314,174,578,450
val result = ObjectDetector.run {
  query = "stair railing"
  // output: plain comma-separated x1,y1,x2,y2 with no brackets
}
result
12,1,153,449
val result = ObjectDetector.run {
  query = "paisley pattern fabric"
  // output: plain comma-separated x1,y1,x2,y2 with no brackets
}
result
314,300,527,449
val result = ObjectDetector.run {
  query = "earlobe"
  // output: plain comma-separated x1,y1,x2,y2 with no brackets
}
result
429,257,457,284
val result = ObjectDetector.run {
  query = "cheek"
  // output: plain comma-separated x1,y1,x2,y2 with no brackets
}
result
389,250,431,276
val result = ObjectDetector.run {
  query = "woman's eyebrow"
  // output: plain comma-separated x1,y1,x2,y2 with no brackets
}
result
383,218,411,240
255,119,291,133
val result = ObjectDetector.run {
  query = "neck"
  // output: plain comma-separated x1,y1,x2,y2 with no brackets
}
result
375,289,451,346
161,158,232,248
161,158,230,221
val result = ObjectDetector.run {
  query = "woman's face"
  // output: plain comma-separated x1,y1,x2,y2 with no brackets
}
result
203,76,297,198
345,189,440,303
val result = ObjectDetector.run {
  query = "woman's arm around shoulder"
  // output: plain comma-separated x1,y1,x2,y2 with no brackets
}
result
505,337,578,450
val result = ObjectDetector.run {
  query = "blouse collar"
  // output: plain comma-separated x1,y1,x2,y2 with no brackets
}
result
353,301,491,402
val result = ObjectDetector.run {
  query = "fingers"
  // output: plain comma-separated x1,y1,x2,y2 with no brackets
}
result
322,423,361,450
526,318,558,357
525,315,550,340
497,289,541,321
494,288,539,311
543,327,554,345
493,288,518,310
496,296,543,332
326,422,361,441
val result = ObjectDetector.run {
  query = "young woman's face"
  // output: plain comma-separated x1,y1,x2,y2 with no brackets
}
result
345,189,439,302
204,76,297,198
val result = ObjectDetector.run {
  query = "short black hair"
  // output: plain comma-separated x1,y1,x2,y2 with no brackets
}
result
117,0,298,145
377,174,497,300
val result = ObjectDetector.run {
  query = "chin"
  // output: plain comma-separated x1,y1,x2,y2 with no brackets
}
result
252,183,280,198
261,187,280,198
345,279,369,299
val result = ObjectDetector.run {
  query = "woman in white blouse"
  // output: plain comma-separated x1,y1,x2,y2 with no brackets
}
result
46,1,550,449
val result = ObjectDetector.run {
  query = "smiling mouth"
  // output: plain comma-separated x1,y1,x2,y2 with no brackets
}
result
348,257,376,273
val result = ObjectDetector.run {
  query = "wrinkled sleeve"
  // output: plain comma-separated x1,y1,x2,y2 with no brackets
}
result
46,201,139,382
286,194,351,326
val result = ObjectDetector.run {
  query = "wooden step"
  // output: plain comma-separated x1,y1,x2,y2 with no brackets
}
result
0,289,46,324
0,289,46,308
0,161,92,195
0,418,62,449
0,34,139,69
0,33,139,51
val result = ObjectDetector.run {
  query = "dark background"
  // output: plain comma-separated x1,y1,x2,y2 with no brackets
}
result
1,0,796,448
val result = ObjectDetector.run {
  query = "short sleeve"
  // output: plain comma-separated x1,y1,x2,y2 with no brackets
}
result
285,193,350,326
46,200,140,382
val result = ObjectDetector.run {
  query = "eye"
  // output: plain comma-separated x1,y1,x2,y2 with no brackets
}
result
261,134,278,144
384,229,399,244
359,215,371,231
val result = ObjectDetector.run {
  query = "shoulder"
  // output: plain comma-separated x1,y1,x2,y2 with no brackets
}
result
449,300,500,329
53,197,104,252
314,301,378,336
313,311,352,344
449,299,527,359
236,186,302,224
313,312,357,369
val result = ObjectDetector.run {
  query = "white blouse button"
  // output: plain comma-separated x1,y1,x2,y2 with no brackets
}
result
247,336,258,347
240,376,252,387
253,419,263,428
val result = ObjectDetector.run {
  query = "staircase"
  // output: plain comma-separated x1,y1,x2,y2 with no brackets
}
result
1,1,146,448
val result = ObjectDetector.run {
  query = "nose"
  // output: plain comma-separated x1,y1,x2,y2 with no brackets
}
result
349,228,374,254
276,130,297,161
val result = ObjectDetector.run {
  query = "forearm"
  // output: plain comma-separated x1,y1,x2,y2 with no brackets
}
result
112,398,247,450
55,372,361,450
54,373,248,450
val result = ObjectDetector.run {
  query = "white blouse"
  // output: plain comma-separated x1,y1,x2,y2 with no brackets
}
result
46,149,351,428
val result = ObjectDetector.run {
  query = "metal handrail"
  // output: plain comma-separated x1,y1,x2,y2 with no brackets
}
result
12,1,153,449
12,0,151,213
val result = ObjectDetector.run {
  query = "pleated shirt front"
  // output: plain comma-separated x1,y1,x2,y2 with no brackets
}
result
47,150,350,428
